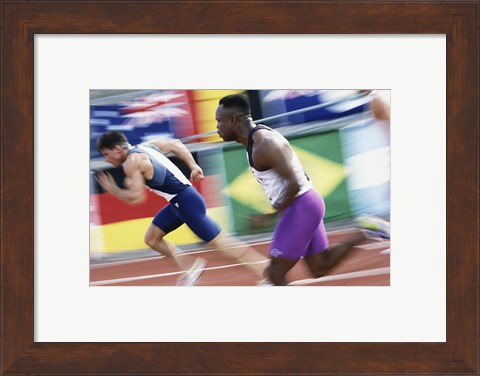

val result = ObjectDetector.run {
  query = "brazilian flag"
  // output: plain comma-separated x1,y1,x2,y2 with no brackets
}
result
221,129,353,236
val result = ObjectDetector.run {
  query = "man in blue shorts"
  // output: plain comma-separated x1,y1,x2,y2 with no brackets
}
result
96,131,267,286
215,94,390,286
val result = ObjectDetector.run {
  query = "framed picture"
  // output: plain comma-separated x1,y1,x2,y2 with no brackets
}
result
2,1,478,374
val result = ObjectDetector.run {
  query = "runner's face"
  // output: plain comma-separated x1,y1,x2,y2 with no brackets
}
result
100,146,124,167
216,105,237,142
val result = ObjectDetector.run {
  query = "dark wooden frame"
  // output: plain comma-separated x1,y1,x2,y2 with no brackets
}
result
1,1,478,374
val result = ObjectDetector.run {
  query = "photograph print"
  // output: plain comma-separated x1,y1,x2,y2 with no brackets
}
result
89,89,391,286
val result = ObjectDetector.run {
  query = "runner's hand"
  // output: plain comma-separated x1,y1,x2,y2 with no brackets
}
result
190,166,204,182
96,170,117,193
245,213,278,229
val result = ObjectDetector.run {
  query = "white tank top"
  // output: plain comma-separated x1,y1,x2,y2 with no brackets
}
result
247,125,312,208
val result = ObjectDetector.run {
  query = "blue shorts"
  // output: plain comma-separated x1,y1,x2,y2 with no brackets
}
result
152,186,221,243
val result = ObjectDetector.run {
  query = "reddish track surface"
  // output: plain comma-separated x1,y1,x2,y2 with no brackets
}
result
90,228,390,286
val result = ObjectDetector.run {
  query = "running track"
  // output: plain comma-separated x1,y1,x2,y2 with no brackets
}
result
90,228,390,286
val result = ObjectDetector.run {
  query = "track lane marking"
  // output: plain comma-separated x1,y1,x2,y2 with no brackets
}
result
91,264,389,287
91,237,387,270
356,241,390,251
90,260,269,286
288,267,390,286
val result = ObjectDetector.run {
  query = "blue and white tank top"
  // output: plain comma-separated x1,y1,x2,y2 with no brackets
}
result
127,144,191,201
247,125,312,208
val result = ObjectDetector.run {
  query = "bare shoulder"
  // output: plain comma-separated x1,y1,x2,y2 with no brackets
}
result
124,152,141,169
124,152,150,176
253,128,279,147
253,130,288,153
252,130,289,169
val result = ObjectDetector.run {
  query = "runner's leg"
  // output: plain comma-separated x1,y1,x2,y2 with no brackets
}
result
145,204,191,271
266,189,324,285
304,229,366,277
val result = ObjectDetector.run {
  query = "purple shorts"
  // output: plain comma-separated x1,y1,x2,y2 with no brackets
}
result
269,189,329,260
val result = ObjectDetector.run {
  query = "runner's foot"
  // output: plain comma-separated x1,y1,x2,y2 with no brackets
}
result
356,215,390,240
176,258,207,286
256,278,274,286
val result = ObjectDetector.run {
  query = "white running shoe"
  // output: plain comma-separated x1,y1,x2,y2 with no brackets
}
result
176,258,207,286
356,215,391,240
256,278,274,286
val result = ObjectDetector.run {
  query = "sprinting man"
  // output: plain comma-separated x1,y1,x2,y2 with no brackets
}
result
96,131,267,286
215,94,390,286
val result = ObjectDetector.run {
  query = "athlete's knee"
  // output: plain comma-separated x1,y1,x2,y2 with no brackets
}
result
310,268,327,279
144,233,155,248
305,251,330,278
144,231,163,248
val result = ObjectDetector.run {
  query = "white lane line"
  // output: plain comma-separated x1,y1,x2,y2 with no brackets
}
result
327,228,358,235
91,263,389,286
90,260,269,286
356,241,390,251
288,267,390,286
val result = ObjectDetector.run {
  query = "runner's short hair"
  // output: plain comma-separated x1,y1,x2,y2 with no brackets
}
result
219,94,251,114
96,131,129,151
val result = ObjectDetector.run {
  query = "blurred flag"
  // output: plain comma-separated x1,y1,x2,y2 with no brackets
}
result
90,90,194,157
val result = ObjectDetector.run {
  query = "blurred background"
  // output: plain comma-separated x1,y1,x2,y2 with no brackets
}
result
90,89,390,262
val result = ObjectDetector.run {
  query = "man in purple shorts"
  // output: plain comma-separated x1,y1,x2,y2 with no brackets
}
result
216,94,390,286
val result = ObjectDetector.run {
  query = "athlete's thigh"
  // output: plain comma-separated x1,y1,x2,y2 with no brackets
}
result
270,190,325,259
151,204,184,234
270,208,319,260
304,220,329,257
302,220,330,275
175,188,220,243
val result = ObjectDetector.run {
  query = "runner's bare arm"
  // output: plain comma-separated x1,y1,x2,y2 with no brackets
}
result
252,138,299,211
371,95,390,121
96,154,147,205
147,138,204,182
